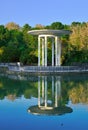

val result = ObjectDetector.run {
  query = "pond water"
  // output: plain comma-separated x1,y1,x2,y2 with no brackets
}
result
0,73,88,130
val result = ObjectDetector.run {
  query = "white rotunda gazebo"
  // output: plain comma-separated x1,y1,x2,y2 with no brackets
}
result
28,29,71,67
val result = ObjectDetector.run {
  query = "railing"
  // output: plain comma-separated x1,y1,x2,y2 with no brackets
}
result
0,63,88,73
22,66,88,72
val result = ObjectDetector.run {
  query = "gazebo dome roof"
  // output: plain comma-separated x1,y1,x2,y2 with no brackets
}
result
28,29,72,36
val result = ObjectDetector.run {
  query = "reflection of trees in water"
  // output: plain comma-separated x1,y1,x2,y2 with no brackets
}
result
0,74,88,105
7,94,16,101
61,79,88,104
68,82,88,104
0,76,38,100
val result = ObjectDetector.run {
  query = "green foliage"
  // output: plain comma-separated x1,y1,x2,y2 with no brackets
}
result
20,49,37,65
0,76,38,100
22,24,31,32
50,22,64,29
0,25,10,47
45,22,64,30
71,22,81,26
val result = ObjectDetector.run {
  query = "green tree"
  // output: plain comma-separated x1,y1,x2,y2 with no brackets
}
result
50,22,64,29
21,24,38,65
0,25,10,47
22,24,31,33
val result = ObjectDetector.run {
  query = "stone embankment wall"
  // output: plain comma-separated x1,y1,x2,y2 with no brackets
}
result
0,63,88,74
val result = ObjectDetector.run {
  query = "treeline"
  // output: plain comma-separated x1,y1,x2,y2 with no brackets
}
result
0,21,88,65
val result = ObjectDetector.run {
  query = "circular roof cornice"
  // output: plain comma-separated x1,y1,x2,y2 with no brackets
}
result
28,29,72,36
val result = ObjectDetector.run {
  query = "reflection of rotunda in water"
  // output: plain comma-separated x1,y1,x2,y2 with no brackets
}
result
28,76,73,115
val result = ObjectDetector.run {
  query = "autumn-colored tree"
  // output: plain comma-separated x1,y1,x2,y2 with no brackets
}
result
5,22,20,30
34,24,45,29
69,22,88,50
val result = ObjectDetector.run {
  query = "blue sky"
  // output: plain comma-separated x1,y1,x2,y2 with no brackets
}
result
0,0,88,27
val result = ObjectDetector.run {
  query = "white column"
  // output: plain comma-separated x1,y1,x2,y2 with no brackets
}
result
52,76,54,106
38,76,41,107
57,77,61,97
55,76,61,107
52,38,54,66
38,36,41,66
42,38,45,66
57,38,61,66
57,76,61,106
42,76,44,104
45,76,47,107
52,76,54,98
45,36,47,66
55,77,58,107
55,36,58,66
